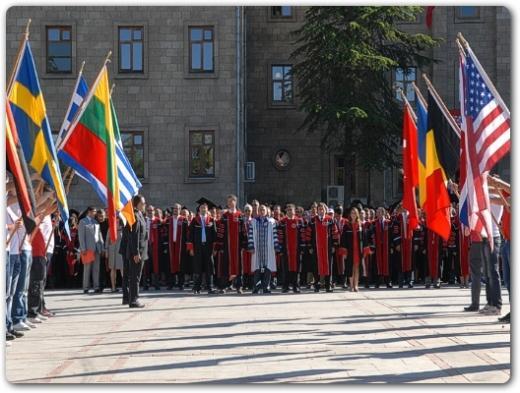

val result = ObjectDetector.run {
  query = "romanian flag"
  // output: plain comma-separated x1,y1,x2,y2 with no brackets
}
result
402,105,419,230
8,39,69,234
424,92,452,241
416,97,428,208
6,101,37,235
58,65,120,241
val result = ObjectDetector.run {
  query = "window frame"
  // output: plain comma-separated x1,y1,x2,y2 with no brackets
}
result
41,21,77,79
117,128,148,181
113,22,148,80
455,6,481,21
267,6,297,22
188,26,215,74
45,25,73,74
117,26,145,74
188,130,216,179
184,125,218,183
184,22,219,79
268,62,296,109
393,66,417,105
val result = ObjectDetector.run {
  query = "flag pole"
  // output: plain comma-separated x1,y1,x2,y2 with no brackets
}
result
396,87,417,123
56,60,86,145
57,51,112,150
422,74,462,139
7,19,31,96
411,82,427,109
457,32,510,117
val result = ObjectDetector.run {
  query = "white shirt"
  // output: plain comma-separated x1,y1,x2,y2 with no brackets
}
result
490,203,504,238
6,203,27,255
172,216,178,241
40,215,55,254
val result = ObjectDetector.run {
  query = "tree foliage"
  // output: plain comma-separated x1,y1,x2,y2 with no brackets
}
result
291,6,441,172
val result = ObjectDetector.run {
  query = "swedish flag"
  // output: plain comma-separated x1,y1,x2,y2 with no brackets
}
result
8,40,69,232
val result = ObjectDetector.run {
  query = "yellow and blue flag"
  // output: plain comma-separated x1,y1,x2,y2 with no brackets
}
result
8,39,69,234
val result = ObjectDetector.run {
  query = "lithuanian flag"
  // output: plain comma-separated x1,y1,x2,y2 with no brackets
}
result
58,65,120,242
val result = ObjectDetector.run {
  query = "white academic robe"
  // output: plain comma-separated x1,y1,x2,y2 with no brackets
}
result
248,217,278,272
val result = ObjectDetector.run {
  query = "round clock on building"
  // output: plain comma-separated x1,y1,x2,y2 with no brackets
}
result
273,149,291,170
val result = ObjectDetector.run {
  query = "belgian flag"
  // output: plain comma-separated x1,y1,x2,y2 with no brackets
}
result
424,92,458,241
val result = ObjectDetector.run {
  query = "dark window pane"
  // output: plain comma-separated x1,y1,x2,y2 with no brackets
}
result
283,66,292,78
281,6,292,17
459,6,478,18
119,28,131,41
133,42,143,71
120,43,131,70
405,67,416,81
133,29,142,40
61,30,71,40
191,43,202,70
48,42,71,57
203,42,213,71
47,28,60,41
134,134,143,145
48,57,71,72
272,7,282,17
284,81,293,102
190,28,202,41
191,132,203,145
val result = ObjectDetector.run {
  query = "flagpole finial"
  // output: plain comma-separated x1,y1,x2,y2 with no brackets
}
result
79,60,86,74
457,32,469,48
110,83,116,97
24,19,32,39
104,51,112,65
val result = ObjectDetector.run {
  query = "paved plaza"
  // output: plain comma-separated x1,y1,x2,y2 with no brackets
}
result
5,286,510,383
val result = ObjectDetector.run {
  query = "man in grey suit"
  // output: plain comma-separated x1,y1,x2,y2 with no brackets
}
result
78,207,104,293
122,194,149,308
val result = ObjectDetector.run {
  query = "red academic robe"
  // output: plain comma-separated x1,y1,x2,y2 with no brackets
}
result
64,226,79,276
374,218,391,276
215,210,243,277
168,215,189,274
307,215,339,276
398,213,413,273
149,217,161,274
278,216,304,272
459,222,470,277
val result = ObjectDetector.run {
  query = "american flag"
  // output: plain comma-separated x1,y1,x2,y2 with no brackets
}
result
459,48,510,247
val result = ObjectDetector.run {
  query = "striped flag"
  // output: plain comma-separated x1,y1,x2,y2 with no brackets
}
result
57,71,88,146
8,39,70,235
416,97,428,208
460,45,510,248
57,65,141,231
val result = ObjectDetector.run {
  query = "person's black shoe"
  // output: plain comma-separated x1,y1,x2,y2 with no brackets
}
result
326,288,333,293
111,288,120,293
6,332,16,341
237,288,243,294
154,286,161,290
122,299,129,305
386,283,393,289
408,283,414,288
10,330,24,338
218,289,225,294
342,284,349,290
252,288,259,295
314,287,320,293
166,286,173,290
208,289,217,295
425,284,431,289
364,283,370,289
178,286,184,291
498,312,510,323
399,284,404,288
129,302,145,308
434,283,441,289
282,288,289,293
263,289,271,294
464,305,479,312
94,288,102,294
143,286,149,291
375,284,380,289
293,287,301,293
83,289,89,294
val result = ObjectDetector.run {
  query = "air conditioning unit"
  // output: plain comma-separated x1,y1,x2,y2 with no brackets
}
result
244,161,255,182
327,185,344,208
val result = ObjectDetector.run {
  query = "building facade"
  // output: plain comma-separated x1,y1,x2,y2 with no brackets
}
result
6,6,511,211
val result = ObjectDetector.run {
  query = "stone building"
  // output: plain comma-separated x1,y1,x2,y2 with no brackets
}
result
5,6,511,211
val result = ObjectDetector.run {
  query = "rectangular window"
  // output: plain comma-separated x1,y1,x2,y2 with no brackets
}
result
457,6,480,19
334,156,345,186
271,6,293,18
189,26,214,73
118,26,144,73
271,65,293,104
394,67,416,103
189,130,215,178
121,131,145,178
46,26,72,73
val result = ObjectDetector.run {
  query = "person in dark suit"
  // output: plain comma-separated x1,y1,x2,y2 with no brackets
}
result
122,194,149,308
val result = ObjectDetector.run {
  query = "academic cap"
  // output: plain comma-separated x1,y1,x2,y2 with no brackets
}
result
195,197,218,210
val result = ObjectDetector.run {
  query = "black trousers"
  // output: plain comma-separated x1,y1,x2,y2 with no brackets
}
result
253,268,271,291
446,248,459,281
123,257,145,304
312,255,333,290
414,249,427,282
281,255,299,290
193,243,214,291
28,257,46,318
